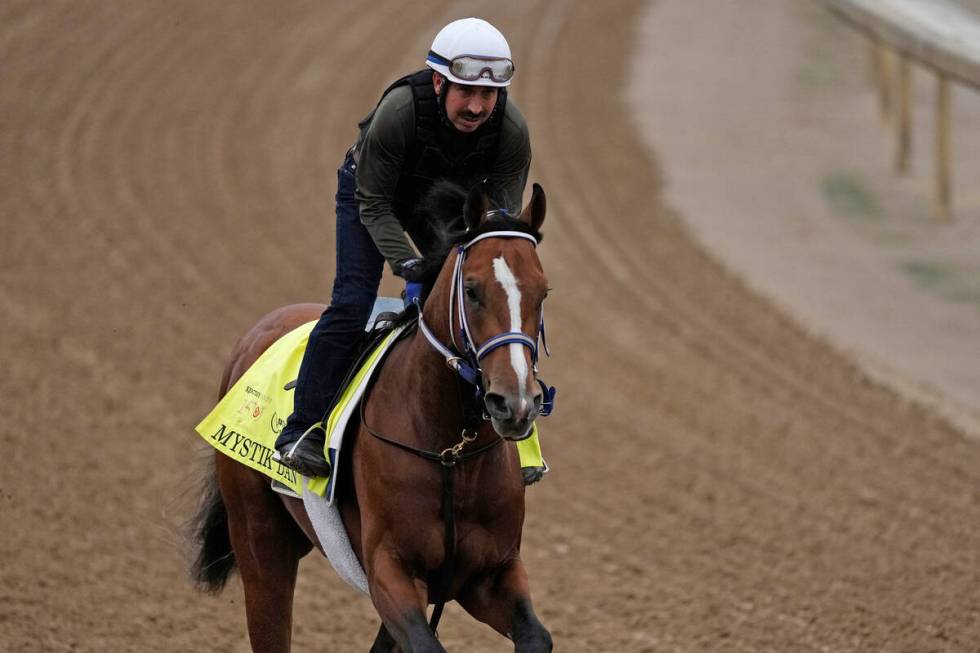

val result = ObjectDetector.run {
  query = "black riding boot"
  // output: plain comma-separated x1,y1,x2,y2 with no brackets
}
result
274,311,370,478
273,336,344,479
274,301,380,479
276,147,384,477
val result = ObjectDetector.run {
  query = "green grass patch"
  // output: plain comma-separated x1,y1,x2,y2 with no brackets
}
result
900,260,980,311
797,58,838,86
900,260,950,288
820,172,881,220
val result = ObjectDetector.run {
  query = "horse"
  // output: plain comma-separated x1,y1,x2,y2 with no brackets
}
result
190,181,554,653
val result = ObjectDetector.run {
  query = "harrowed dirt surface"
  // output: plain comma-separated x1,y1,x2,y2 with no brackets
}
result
2,2,980,652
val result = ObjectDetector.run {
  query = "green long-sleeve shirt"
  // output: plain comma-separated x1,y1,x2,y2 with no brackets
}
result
354,85,531,269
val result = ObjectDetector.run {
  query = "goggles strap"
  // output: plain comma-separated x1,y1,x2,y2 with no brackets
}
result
427,50,451,66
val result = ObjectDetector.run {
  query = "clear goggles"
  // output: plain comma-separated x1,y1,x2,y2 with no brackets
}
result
428,51,515,83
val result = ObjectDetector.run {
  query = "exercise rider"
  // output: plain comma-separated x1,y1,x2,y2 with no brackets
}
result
274,18,532,478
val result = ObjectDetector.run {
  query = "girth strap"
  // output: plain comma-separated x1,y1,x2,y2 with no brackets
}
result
428,463,455,634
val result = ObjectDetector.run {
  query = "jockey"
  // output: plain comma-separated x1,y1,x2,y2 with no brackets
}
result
275,18,532,479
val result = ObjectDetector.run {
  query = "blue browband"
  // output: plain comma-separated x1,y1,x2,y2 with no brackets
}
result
415,230,556,418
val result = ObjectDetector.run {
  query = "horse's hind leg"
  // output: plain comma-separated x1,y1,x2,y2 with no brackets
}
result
217,456,312,652
457,559,552,652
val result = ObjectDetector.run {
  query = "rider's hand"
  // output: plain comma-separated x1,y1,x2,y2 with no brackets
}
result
395,257,425,281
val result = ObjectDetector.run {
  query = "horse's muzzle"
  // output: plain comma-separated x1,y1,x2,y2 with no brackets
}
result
485,390,542,439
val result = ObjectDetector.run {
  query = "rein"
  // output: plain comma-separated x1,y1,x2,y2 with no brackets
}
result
360,400,502,467
360,228,557,636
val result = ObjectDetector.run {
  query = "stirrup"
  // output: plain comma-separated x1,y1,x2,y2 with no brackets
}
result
287,422,325,456
274,423,331,478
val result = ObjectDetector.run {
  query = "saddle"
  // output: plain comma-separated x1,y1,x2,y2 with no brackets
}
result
195,299,546,499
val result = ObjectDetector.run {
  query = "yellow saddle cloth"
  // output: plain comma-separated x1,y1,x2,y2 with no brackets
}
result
195,318,544,498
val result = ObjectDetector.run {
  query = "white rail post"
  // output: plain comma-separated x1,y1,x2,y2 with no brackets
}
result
935,72,952,221
895,54,912,174
871,41,893,124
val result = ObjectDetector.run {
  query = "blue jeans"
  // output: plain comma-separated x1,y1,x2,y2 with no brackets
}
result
276,151,385,448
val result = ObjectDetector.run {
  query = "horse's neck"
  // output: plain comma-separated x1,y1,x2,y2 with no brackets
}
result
409,327,460,411
372,322,464,447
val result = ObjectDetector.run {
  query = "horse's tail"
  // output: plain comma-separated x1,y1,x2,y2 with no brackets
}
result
190,459,236,593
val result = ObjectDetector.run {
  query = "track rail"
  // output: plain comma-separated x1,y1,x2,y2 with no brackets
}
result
823,0,980,219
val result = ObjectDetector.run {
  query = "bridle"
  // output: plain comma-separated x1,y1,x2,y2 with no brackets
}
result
362,227,558,635
414,229,557,428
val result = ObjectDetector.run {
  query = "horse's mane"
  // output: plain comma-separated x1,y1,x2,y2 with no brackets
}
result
414,180,543,287
384,180,543,328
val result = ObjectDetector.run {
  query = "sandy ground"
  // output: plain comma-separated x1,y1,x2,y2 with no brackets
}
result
3,1,980,651
631,0,980,436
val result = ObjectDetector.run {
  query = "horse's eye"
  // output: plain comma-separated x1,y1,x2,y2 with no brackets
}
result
465,285,479,303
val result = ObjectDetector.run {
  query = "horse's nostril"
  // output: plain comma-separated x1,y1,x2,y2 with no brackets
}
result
484,392,511,419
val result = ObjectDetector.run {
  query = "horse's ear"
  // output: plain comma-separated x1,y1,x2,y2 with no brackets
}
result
520,183,546,231
463,183,489,230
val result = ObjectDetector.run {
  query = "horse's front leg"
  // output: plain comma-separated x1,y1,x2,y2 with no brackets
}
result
457,558,552,652
367,548,445,653
368,622,398,653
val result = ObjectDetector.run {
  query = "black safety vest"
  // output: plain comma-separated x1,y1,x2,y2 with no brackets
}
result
357,69,507,244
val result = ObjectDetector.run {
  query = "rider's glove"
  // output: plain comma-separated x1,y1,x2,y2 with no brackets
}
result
395,257,425,308
395,257,425,281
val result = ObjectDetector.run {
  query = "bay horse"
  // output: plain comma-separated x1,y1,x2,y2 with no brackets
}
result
190,182,554,652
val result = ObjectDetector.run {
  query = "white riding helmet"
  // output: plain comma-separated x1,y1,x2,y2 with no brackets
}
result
425,18,514,88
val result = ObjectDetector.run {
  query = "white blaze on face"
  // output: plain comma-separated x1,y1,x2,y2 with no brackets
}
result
492,256,529,410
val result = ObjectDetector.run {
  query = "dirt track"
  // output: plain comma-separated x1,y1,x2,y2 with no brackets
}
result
3,2,980,651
